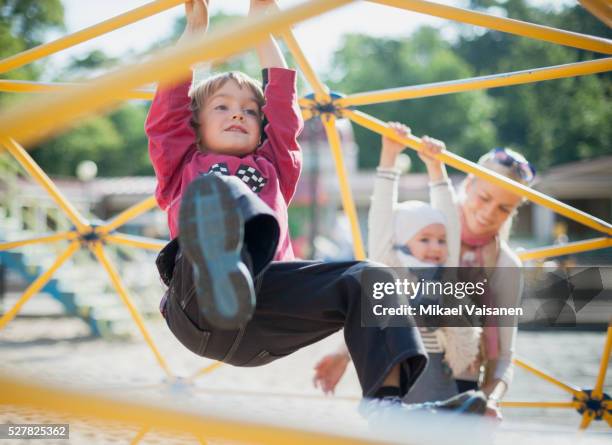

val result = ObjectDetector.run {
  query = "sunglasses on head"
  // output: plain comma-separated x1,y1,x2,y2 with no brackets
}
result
491,147,536,183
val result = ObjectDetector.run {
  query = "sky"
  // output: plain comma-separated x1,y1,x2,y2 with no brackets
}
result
47,0,576,79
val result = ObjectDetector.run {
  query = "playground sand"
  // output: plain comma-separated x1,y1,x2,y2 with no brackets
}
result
1,315,611,444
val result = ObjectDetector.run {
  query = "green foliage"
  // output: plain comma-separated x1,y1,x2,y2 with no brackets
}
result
0,0,64,96
327,1,611,170
327,28,496,170
30,104,153,177
454,0,612,170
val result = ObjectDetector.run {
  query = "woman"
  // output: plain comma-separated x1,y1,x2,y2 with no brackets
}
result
435,145,535,419
313,128,535,420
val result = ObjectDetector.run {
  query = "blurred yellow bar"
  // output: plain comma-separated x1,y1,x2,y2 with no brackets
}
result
1,138,89,233
0,80,316,111
592,324,612,399
371,0,612,54
500,401,580,409
105,233,167,251
0,373,377,445
321,116,366,260
337,58,612,107
579,411,594,430
0,242,80,331
90,242,172,378
0,231,78,251
518,237,612,261
579,0,612,27
273,4,330,102
187,362,225,383
98,197,159,235
0,0,185,73
342,110,612,236
514,358,584,399
0,80,155,100
0,0,353,148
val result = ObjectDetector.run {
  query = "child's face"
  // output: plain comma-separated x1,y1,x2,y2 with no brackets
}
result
199,80,262,155
405,223,448,265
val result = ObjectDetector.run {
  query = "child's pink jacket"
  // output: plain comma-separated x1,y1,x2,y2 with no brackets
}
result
145,68,303,260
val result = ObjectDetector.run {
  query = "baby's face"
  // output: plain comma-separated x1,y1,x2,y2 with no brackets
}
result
199,80,262,156
405,223,448,265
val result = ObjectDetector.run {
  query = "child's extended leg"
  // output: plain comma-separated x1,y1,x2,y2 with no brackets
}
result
165,257,429,396
176,173,279,329
158,173,426,397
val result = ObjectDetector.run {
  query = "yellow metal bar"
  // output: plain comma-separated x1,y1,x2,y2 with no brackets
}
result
1,138,89,232
130,426,150,445
0,242,80,331
105,234,167,251
0,0,353,148
0,0,186,74
90,242,173,378
272,5,330,102
500,401,581,409
342,109,612,236
604,411,612,428
98,197,159,235
0,231,78,251
579,411,594,430
0,80,155,100
370,0,612,55
299,98,314,109
337,58,612,108
0,373,378,445
321,115,366,260
592,323,612,399
579,0,612,28
280,32,329,101
187,362,224,383
513,358,584,399
518,237,612,262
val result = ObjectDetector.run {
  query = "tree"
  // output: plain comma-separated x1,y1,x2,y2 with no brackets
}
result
456,0,612,169
30,49,153,177
0,0,64,102
326,28,497,170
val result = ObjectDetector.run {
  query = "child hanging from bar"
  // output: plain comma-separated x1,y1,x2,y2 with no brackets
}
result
146,0,487,419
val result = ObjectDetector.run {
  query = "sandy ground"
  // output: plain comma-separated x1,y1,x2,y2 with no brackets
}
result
1,307,611,444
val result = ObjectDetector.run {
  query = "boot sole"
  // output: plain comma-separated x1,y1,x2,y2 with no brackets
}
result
178,174,255,329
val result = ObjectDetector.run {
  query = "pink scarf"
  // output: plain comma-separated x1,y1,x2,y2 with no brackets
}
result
460,209,500,360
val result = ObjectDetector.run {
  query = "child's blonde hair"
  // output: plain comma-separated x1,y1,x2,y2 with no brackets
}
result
188,71,265,149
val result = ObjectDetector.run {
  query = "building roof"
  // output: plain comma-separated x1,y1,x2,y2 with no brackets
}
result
534,156,612,199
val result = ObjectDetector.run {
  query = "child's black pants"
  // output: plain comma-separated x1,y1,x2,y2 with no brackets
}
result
156,176,427,398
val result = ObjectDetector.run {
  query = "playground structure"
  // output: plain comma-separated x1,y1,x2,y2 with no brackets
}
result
0,0,611,441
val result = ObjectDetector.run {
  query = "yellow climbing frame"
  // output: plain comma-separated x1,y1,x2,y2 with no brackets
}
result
0,0,610,439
